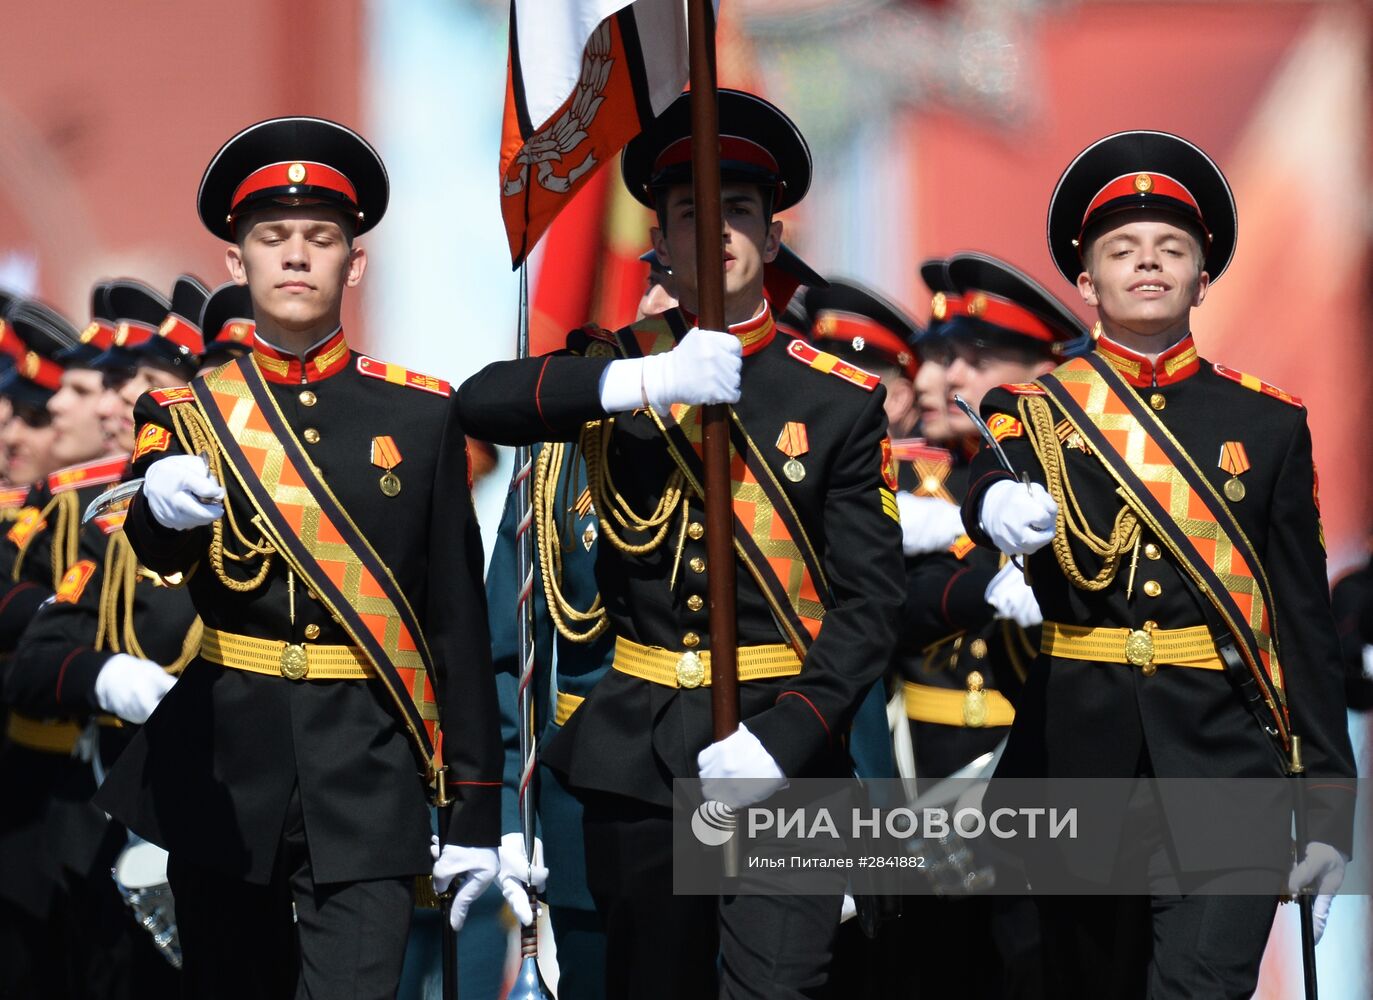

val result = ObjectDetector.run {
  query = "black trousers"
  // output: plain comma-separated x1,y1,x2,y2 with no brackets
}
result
582,791,845,1000
166,785,413,1000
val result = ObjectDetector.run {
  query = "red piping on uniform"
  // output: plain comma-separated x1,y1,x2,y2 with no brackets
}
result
0,581,37,616
778,690,830,743
534,356,554,432
54,646,87,704
451,780,503,787
941,567,971,626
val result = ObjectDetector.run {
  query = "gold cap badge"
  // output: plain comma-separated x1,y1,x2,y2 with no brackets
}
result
287,163,308,184
1134,173,1153,194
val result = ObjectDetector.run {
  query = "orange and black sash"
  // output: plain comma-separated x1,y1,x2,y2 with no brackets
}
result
614,312,831,656
1038,353,1290,748
190,357,441,773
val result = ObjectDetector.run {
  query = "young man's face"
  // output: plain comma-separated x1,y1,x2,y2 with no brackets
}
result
650,181,782,316
944,341,1055,439
3,403,58,485
98,362,185,454
635,271,679,322
1077,214,1208,338
913,356,953,445
226,205,364,335
49,368,112,466
880,371,917,439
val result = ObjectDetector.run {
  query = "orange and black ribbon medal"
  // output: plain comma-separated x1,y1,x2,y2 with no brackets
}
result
371,435,403,497
1218,441,1250,502
775,421,809,482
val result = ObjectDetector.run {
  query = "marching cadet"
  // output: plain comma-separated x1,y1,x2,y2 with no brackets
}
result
459,89,904,999
92,117,501,1000
0,298,138,999
963,131,1356,997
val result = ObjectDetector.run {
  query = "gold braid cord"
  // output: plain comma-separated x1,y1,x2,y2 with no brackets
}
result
168,405,275,592
581,418,686,556
95,530,203,673
533,441,608,644
13,491,81,586
1020,395,1140,591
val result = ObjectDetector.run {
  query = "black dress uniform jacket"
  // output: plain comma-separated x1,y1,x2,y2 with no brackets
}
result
963,336,1356,864
95,332,501,884
457,308,905,806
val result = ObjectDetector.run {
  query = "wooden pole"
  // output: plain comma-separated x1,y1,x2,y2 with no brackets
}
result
686,0,739,744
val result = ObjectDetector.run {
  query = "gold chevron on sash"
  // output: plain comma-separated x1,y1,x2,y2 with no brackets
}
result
193,361,440,765
1046,359,1283,701
626,318,829,650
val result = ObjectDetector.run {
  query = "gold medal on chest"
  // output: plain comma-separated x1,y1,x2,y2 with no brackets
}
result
775,422,809,484
371,436,403,498
783,458,806,482
1218,441,1250,504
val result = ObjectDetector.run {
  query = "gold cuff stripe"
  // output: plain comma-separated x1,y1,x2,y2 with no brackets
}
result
1042,622,1223,670
903,681,1015,728
201,628,375,680
612,635,802,689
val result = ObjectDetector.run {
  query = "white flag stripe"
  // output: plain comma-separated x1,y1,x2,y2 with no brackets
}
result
514,0,634,133
633,0,694,117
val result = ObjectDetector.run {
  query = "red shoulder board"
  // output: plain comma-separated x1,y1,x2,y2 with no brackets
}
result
785,339,879,391
949,535,976,560
54,560,97,604
889,438,952,464
149,386,195,407
48,455,129,495
1000,382,1046,397
0,485,30,511
356,356,452,397
7,507,46,547
93,509,129,535
1211,364,1303,407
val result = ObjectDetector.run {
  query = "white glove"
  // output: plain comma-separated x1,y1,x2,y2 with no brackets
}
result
895,492,965,557
984,562,1043,627
430,838,500,932
497,832,549,927
143,454,224,530
1288,841,1346,944
697,722,787,808
599,327,742,412
94,653,175,724
979,480,1057,556
840,893,857,924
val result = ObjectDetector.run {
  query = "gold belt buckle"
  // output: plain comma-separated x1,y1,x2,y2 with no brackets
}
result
676,651,705,689
1124,629,1156,676
280,643,309,680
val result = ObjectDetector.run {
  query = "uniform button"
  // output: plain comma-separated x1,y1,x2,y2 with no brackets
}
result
1149,393,1166,411
299,390,317,407
1144,543,1161,560
687,522,705,540
682,631,701,649
1142,580,1162,598
306,589,317,601
689,557,706,574
303,428,321,444
969,638,987,660
686,594,704,612
303,623,321,640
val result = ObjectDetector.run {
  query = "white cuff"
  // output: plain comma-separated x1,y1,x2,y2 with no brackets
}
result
598,358,648,414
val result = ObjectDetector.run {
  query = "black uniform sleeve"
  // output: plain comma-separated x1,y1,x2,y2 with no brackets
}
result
5,521,113,716
959,387,1049,550
455,354,613,446
121,393,211,576
1331,566,1373,712
429,399,503,847
903,551,999,639
747,388,905,777
1266,413,1357,856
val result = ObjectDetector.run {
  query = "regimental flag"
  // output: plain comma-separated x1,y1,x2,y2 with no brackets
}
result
500,0,715,266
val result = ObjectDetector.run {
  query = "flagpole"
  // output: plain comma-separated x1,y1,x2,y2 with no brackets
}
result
687,0,739,746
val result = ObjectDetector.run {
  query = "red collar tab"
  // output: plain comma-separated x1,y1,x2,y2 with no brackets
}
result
730,304,776,357
1095,333,1200,388
114,320,157,349
231,161,358,214
962,291,1069,347
0,484,29,510
215,320,255,347
19,350,64,390
0,321,26,364
253,328,351,384
811,310,917,378
930,292,966,322
785,339,881,391
48,454,130,495
158,314,205,355
655,135,780,178
79,320,116,349
1082,172,1210,238
890,438,951,463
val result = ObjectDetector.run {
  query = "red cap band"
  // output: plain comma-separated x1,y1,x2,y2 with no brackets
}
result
0,322,26,364
80,321,116,349
113,320,157,349
158,314,205,355
19,350,63,391
960,292,1064,345
812,310,916,378
216,320,255,347
1083,172,1204,227
654,135,780,178
231,161,358,213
